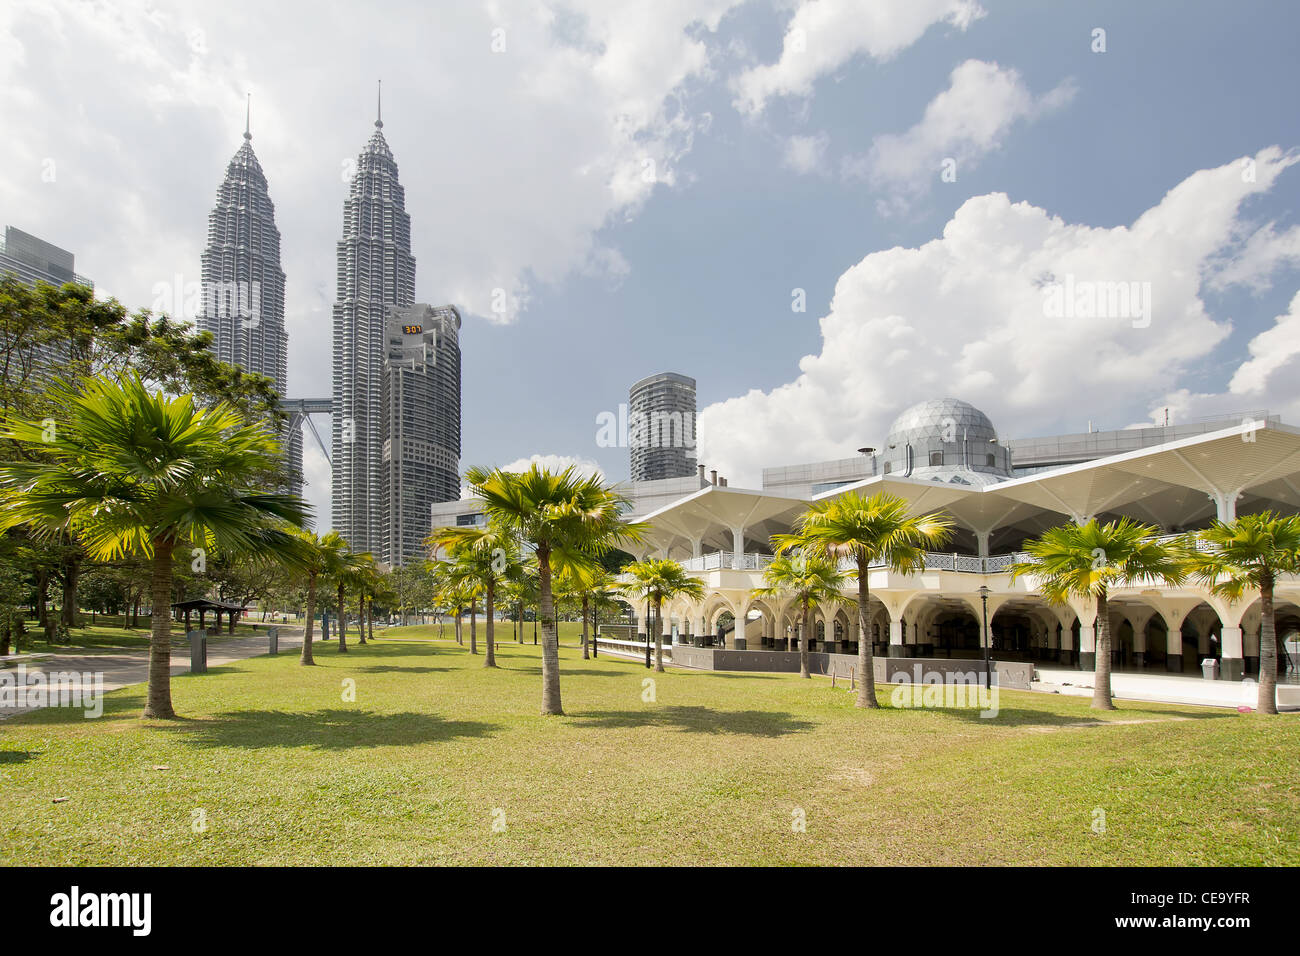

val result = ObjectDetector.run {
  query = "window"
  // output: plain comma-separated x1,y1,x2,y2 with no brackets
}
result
987,453,997,467
929,451,944,467
882,461,892,474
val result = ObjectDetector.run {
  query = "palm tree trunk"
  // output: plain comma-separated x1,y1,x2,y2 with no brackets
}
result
337,583,348,653
537,546,563,715
455,608,462,645
799,600,810,678
300,575,317,665
367,597,374,644
144,538,177,719
470,600,478,654
1092,590,1115,710
1259,572,1278,715
654,596,664,673
484,581,497,668
357,595,367,644
36,569,49,635
581,594,590,660
61,556,80,628
856,558,878,708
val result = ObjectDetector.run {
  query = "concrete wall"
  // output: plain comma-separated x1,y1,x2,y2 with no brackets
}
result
669,645,1034,689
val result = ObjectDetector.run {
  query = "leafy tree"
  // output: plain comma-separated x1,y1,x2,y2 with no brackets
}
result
0,278,299,632
1185,512,1300,715
293,530,347,665
432,521,523,668
753,551,848,678
1011,518,1187,710
0,373,308,717
622,558,706,673
330,541,370,653
464,464,644,714
779,491,954,709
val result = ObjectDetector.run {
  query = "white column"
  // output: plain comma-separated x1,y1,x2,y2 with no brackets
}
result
1211,491,1238,523
1166,626,1184,673
888,619,904,658
1220,625,1244,681
1078,624,1096,670
731,526,744,570
733,605,747,650
975,530,990,558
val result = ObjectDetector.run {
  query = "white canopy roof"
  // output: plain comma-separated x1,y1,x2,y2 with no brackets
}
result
635,418,1300,560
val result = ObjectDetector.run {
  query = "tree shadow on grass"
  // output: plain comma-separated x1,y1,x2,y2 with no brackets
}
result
162,708,501,750
930,702,1234,728
351,665,449,675
0,749,40,764
319,642,447,659
570,705,814,737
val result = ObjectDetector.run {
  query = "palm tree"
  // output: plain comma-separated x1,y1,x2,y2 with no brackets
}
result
367,572,397,643
331,543,370,653
752,551,848,678
432,521,522,668
0,374,308,717
292,530,345,666
780,490,953,709
465,464,645,715
349,554,381,645
1185,512,1300,715
434,567,470,647
622,557,706,673
1010,517,1187,710
573,567,621,660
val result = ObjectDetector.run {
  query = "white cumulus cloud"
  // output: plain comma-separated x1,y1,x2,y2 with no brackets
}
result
782,132,830,175
733,0,985,115
499,454,606,480
845,59,1076,213
697,147,1300,486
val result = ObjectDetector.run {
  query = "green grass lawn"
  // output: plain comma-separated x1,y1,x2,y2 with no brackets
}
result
2,630,1296,866
12,619,272,656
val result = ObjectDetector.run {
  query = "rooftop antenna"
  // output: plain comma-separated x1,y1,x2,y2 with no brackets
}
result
375,79,383,129
244,92,251,141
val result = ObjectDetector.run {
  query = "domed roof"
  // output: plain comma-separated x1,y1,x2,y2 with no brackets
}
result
887,398,998,448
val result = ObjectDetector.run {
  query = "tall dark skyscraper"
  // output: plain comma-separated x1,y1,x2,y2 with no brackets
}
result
629,372,697,481
381,304,461,565
197,105,301,497
332,94,417,555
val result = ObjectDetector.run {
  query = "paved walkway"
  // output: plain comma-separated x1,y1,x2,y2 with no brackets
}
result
1034,666,1300,711
0,627,304,719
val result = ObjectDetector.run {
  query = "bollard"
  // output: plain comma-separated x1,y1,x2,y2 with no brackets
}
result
188,630,208,674
267,626,279,656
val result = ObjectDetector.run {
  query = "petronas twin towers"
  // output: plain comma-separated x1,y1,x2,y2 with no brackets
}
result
198,93,461,566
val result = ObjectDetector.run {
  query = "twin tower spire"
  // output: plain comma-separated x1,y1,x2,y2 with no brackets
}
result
241,78,382,139
202,82,463,560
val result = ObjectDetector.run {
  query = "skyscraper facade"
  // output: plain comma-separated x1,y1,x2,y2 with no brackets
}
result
629,372,697,481
196,117,301,498
332,106,417,554
381,304,461,565
0,225,92,292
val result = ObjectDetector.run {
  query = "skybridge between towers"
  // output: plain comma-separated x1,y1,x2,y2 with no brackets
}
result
282,397,332,466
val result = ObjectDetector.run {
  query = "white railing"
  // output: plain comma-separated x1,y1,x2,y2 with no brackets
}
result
680,551,775,572
593,637,671,661
680,550,1034,575
668,534,1212,577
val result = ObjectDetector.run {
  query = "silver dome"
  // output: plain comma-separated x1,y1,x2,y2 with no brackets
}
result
881,398,1011,484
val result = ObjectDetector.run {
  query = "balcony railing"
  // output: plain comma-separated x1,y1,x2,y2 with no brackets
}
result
679,550,1034,574
675,530,1218,575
